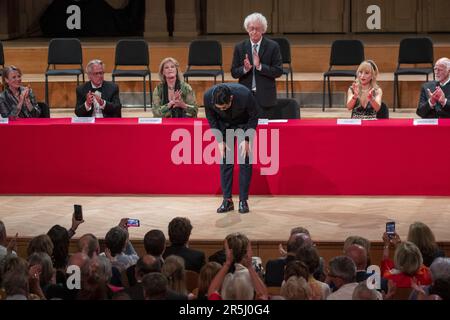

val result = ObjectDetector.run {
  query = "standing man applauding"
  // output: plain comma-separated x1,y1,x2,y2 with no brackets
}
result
231,12,283,109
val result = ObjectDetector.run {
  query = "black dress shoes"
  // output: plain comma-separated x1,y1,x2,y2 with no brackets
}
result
239,200,249,214
217,199,234,213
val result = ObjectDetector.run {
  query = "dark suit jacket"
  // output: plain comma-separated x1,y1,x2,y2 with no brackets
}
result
75,81,122,117
231,37,283,107
416,80,450,118
204,83,259,141
264,255,296,287
163,245,206,273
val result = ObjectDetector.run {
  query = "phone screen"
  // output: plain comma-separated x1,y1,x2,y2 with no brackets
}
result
127,219,140,227
386,221,395,236
74,205,83,221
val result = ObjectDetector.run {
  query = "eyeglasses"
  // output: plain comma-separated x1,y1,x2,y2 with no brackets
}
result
90,71,104,76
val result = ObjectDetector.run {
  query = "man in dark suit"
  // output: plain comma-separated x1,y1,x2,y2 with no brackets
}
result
204,83,259,214
75,59,122,117
162,217,205,273
417,57,450,118
231,12,283,109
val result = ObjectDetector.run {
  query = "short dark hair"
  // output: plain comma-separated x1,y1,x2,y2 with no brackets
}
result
142,273,168,300
295,246,320,274
144,229,166,256
168,217,192,246
105,227,128,257
213,84,232,105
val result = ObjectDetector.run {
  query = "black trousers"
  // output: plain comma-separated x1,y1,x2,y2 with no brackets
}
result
220,140,252,201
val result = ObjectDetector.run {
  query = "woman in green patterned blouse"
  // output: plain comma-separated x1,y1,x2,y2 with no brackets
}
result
152,57,198,118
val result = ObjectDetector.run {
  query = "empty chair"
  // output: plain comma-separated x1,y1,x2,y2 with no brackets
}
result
45,38,84,107
323,40,365,111
183,40,224,85
393,37,434,111
112,39,152,111
271,37,294,97
260,98,300,119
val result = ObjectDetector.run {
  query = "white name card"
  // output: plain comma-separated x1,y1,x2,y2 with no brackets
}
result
268,119,288,123
413,119,438,126
337,119,362,125
138,118,162,124
72,117,95,123
258,119,269,125
0,118,9,124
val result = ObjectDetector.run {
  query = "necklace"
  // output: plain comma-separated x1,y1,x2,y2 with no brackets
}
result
167,83,175,90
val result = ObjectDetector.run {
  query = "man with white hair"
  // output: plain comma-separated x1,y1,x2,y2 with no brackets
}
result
417,57,450,118
231,12,283,109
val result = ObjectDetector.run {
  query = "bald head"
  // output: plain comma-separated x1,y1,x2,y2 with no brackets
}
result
287,233,312,253
345,244,367,270
135,254,162,281
78,233,100,258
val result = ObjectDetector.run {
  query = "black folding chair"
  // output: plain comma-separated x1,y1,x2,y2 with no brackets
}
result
45,38,84,108
112,39,152,111
323,40,365,111
183,40,224,84
271,37,294,97
393,37,434,111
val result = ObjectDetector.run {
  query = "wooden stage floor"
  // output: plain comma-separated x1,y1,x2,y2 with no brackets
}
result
1,195,449,243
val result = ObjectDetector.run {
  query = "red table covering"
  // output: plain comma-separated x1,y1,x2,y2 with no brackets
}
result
1,118,449,196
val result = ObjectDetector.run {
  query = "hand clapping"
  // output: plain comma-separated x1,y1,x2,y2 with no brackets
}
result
244,54,253,73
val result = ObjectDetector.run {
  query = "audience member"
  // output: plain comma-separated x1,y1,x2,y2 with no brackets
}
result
0,65,41,118
27,234,54,258
152,57,198,118
78,233,100,258
407,221,445,267
347,60,383,119
326,256,359,300
75,59,122,118
417,57,450,118
231,12,283,109
163,217,205,273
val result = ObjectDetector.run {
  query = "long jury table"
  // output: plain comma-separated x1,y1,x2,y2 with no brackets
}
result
1,118,449,196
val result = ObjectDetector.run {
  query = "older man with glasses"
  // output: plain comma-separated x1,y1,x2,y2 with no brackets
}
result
75,59,122,118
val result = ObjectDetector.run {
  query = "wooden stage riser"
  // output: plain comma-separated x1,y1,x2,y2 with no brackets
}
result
31,80,423,109
5,46,450,74
11,238,450,270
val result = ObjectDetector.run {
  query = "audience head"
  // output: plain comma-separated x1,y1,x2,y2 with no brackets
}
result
429,277,450,300
407,221,438,263
144,229,166,257
284,260,310,282
352,282,380,300
345,244,368,271
434,57,450,83
86,59,105,87
27,234,54,257
244,12,267,43
158,57,182,83
161,255,187,295
429,257,450,282
356,60,379,88
168,217,192,246
28,252,54,287
225,232,249,264
135,255,162,281
0,220,6,245
296,246,320,275
78,233,100,258
394,241,423,276
280,276,311,300
47,225,70,269
343,236,371,256
2,65,23,90
2,269,29,298
222,270,254,300
142,272,168,300
105,226,128,257
287,233,312,253
197,262,221,298
212,84,233,110
67,252,90,279
327,256,356,288
290,226,311,236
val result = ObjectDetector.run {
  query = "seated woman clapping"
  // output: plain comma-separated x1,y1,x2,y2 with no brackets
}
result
152,57,198,118
347,60,383,119
0,66,41,118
